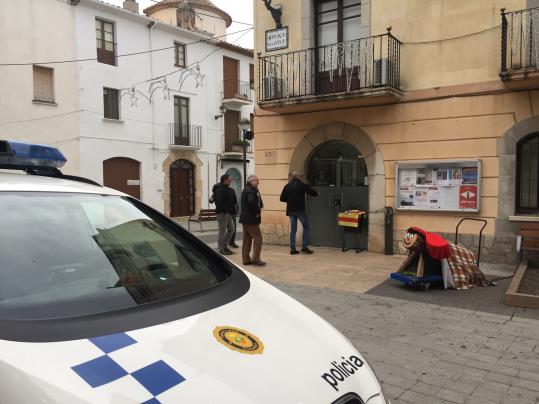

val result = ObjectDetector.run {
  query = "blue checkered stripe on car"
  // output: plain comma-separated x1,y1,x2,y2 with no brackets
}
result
71,333,185,404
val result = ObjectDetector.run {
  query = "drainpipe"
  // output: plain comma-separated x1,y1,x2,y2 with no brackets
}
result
207,157,211,209
216,153,221,185
148,21,157,162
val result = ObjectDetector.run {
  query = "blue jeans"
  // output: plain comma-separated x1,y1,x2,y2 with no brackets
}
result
289,212,309,251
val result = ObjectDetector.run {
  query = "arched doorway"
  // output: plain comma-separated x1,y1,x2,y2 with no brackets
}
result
225,168,242,208
306,140,368,248
170,159,195,217
103,157,141,199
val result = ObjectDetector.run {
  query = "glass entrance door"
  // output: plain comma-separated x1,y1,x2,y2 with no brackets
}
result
306,141,368,248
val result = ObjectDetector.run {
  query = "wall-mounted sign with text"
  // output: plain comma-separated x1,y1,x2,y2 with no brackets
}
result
265,27,289,52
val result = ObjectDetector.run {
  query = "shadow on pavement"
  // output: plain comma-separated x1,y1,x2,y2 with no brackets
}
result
366,277,539,320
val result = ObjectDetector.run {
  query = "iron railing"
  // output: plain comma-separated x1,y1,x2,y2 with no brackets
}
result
225,138,253,153
501,7,539,72
223,79,253,101
258,32,401,103
169,124,203,148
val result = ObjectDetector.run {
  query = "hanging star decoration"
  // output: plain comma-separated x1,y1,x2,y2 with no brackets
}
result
120,85,143,107
126,86,138,107
178,63,205,90
193,64,205,88
121,64,206,107
149,77,172,103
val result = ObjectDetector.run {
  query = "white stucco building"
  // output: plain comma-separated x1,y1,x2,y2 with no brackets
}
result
0,0,255,217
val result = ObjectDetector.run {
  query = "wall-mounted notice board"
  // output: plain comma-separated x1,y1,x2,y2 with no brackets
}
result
395,160,481,212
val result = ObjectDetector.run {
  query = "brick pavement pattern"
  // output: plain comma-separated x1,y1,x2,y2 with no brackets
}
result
277,282,539,404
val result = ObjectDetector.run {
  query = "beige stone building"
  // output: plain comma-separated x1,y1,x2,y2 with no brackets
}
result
253,0,539,264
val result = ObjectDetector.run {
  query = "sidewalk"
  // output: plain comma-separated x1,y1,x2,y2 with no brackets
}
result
174,217,242,245
177,218,532,317
222,244,537,320
182,225,539,402
226,245,404,293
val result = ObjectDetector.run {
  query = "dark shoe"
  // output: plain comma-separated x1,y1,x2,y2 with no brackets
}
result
219,249,233,256
301,248,314,254
290,250,300,255
252,261,266,267
223,248,235,254
229,243,240,248
243,261,252,266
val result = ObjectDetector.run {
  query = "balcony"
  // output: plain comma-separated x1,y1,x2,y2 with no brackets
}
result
169,124,203,150
222,79,253,108
224,137,252,155
500,7,539,86
257,32,402,113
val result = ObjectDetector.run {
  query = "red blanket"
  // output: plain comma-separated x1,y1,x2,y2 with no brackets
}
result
409,227,451,260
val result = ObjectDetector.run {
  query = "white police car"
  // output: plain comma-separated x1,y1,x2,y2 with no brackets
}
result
0,140,390,404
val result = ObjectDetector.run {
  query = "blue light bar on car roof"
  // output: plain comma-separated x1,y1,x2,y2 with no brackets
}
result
0,140,66,169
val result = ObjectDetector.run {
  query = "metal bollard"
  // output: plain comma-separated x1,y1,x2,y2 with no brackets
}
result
384,207,394,255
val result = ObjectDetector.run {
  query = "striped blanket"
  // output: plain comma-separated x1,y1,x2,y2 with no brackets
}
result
447,242,493,290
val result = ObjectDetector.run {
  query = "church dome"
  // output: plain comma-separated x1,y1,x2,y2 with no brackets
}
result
143,0,232,28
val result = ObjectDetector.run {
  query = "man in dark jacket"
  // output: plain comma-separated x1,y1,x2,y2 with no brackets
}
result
214,174,236,255
239,174,265,266
212,182,239,249
280,171,319,255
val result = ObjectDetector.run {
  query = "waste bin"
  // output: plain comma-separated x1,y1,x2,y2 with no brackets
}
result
384,207,393,255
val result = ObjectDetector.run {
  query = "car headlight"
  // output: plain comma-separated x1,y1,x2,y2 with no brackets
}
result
365,392,391,404
362,356,391,404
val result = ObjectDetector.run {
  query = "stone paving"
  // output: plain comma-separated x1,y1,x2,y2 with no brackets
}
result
277,282,539,404
182,219,539,404
221,244,539,404
226,244,404,293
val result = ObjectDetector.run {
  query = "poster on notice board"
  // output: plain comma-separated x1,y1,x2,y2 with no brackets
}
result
395,160,481,212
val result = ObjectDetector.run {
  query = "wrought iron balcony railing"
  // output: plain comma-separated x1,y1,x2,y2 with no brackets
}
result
501,7,539,73
169,124,203,148
223,79,253,102
258,32,401,103
224,138,253,154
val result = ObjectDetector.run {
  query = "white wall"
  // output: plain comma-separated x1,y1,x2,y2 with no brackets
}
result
0,0,81,174
76,0,254,213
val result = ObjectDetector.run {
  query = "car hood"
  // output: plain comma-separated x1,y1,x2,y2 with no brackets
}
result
0,273,385,404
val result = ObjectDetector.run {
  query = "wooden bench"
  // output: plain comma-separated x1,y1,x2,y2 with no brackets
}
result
188,209,217,232
517,222,539,258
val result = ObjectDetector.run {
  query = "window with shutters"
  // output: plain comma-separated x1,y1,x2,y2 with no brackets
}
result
173,96,190,145
517,134,539,214
103,88,120,120
249,64,254,90
33,66,55,103
224,110,240,152
96,18,116,66
174,42,186,67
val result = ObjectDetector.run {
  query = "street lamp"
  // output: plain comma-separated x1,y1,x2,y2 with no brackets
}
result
238,117,254,185
214,103,227,120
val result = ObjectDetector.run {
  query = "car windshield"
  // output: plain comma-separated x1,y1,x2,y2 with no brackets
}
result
0,192,228,320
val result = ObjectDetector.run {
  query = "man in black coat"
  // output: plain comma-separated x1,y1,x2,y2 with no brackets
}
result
239,174,265,266
212,182,239,249
280,171,319,255
213,174,236,255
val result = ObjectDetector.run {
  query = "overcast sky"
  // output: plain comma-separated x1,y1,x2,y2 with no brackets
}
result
107,0,254,48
